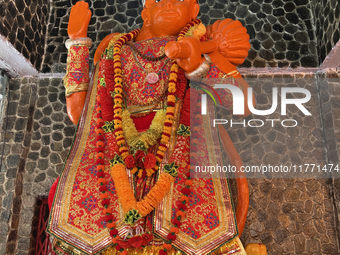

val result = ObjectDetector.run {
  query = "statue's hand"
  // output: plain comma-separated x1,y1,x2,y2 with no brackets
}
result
206,19,251,67
164,37,204,73
68,1,92,39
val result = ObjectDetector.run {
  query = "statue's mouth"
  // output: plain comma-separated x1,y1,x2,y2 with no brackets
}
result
159,10,179,18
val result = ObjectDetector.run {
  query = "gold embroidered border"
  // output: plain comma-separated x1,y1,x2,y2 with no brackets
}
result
101,236,245,255
153,102,239,255
48,66,123,254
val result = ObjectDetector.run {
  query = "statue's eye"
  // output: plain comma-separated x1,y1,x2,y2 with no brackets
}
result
155,0,161,2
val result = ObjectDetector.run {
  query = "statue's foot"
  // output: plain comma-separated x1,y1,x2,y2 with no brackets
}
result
245,243,267,255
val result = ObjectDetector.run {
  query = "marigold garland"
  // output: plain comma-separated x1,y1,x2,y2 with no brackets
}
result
121,109,166,149
95,84,119,249
159,164,193,255
110,163,175,217
159,91,199,255
95,19,202,255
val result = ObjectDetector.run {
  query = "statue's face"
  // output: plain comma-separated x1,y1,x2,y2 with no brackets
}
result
142,0,200,37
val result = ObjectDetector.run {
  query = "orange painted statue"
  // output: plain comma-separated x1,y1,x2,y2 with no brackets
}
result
47,0,262,254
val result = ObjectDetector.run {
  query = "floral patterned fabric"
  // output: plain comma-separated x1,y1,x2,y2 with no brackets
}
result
48,36,246,255
64,45,90,96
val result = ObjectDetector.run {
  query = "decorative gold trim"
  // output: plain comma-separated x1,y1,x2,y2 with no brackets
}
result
126,102,164,115
101,236,245,255
153,102,239,255
64,83,89,97
222,70,240,78
49,66,118,254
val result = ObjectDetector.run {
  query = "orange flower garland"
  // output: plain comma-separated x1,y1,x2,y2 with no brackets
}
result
109,20,201,217
160,90,200,255
109,20,201,171
95,87,119,239
136,173,174,216
111,163,175,217
95,19,202,255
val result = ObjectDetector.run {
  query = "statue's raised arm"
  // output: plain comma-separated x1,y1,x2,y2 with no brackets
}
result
64,1,92,124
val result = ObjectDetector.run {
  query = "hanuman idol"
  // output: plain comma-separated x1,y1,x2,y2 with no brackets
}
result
47,0,261,254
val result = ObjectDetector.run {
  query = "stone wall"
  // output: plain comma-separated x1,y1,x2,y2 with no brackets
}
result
18,77,75,255
322,72,340,254
0,70,9,255
42,0,319,72
312,0,340,64
0,77,37,255
0,76,75,255
217,73,340,254
0,0,50,71
1,0,339,71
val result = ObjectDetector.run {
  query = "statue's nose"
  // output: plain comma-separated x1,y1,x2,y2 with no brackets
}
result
164,1,174,9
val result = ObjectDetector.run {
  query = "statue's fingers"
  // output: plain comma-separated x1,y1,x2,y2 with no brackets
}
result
199,40,219,55
70,2,80,18
225,50,249,59
83,1,90,13
85,9,92,24
70,4,76,17
79,9,92,33
164,41,190,60
78,1,88,16
78,1,89,10
72,1,88,16
73,1,82,10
